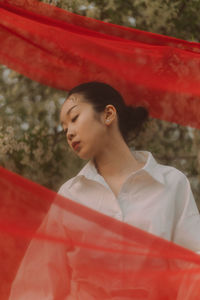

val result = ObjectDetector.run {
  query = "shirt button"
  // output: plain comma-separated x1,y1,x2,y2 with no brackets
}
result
115,214,123,220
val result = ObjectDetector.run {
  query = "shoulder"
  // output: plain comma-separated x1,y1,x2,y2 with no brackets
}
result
158,162,190,186
138,150,190,188
57,177,77,198
155,161,195,216
57,160,96,198
155,161,192,198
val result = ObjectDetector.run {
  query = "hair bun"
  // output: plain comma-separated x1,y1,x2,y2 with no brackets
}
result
121,105,149,138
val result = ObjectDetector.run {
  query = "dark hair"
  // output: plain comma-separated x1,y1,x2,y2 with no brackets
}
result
67,81,148,142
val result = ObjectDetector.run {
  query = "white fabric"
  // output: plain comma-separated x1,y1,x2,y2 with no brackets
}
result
58,150,200,253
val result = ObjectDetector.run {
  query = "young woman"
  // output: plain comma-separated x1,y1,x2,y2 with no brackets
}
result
59,81,200,249
9,81,200,300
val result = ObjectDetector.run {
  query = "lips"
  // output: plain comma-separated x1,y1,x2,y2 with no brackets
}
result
72,141,80,150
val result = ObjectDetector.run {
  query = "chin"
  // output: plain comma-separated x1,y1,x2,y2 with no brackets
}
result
78,149,94,161
75,149,88,160
79,154,92,161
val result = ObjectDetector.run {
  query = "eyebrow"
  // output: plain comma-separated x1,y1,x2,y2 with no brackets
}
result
66,105,78,116
61,105,77,125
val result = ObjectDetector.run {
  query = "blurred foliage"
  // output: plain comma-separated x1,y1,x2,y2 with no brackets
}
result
1,0,200,207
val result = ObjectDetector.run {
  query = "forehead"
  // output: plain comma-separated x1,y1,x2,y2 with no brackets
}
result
60,93,95,124
60,94,81,119
66,94,81,106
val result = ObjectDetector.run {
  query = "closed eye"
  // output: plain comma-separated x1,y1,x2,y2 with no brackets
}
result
63,115,78,135
72,115,78,122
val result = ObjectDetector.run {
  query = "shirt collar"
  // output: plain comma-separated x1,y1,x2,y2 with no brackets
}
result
133,151,165,185
68,150,165,188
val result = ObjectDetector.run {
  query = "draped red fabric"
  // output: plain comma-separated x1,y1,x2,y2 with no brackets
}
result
1,165,200,300
1,1,200,299
0,0,200,128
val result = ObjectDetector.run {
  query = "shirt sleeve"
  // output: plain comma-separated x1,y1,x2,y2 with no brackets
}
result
173,175,200,254
9,201,73,300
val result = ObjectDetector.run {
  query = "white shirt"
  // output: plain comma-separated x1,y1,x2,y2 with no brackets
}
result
9,151,200,300
59,150,200,253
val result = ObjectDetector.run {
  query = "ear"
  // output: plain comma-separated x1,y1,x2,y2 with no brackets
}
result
104,105,117,125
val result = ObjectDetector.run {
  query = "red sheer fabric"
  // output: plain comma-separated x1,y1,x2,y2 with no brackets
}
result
1,166,200,300
1,1,200,299
0,0,200,128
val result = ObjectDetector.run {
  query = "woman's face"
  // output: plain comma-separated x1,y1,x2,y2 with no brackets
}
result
60,93,108,160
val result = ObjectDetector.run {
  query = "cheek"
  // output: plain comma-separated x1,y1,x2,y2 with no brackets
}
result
87,124,106,149
78,115,105,143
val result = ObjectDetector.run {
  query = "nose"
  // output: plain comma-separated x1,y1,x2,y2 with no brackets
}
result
66,122,77,142
67,125,76,141
67,132,75,141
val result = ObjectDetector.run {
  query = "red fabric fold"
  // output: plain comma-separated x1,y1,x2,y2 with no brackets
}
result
0,0,200,127
1,166,200,300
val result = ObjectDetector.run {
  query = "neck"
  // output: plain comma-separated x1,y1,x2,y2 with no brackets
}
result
93,134,143,179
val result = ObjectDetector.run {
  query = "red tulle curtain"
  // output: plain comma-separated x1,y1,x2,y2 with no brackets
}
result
1,1,200,299
1,166,200,300
0,0,200,128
